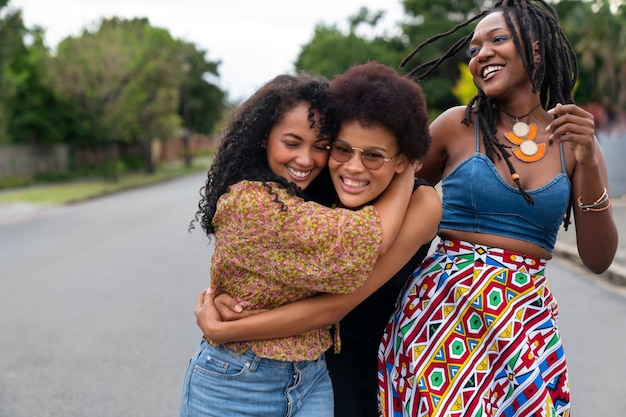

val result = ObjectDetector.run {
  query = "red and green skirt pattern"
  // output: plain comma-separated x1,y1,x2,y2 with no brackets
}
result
378,239,570,417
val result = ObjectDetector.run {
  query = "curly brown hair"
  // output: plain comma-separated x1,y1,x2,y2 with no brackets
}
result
328,61,431,163
190,73,333,236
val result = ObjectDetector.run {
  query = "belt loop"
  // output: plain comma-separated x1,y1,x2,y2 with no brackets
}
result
247,352,261,372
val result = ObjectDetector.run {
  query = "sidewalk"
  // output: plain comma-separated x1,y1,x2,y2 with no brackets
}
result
0,201,59,225
1,191,625,286
553,193,626,286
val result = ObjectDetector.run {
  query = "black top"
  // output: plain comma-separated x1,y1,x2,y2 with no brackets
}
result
337,178,433,343
324,179,435,417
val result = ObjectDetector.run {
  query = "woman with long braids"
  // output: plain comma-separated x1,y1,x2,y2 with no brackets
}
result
378,1,618,416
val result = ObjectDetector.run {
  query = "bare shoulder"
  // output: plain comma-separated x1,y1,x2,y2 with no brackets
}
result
430,106,473,140
411,184,442,214
407,183,442,239
419,106,474,184
429,106,475,157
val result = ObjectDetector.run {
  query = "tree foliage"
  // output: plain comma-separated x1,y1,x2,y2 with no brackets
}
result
1,0,624,163
0,1,24,142
0,5,84,146
178,42,225,135
296,0,626,118
29,17,226,173
295,7,406,80
0,9,225,155
7,29,89,145
557,0,626,113
47,18,182,146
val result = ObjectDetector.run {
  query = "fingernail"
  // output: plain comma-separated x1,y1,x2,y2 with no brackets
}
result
234,304,243,313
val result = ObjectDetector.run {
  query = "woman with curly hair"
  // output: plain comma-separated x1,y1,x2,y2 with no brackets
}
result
179,71,421,417
193,61,441,417
378,1,618,416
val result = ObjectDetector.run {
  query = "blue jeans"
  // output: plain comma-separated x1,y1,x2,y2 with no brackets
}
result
179,341,334,417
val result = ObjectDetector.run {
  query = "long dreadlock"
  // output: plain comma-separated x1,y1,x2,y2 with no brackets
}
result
402,0,578,229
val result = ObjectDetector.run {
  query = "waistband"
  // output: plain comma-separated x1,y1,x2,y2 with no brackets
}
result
210,343,323,371
436,239,547,276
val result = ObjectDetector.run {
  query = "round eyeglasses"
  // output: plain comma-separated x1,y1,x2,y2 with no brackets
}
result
326,143,396,171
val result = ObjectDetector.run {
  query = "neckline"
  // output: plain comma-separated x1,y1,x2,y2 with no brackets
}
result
498,103,542,122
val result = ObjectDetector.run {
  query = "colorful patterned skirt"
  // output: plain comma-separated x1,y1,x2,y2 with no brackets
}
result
378,239,570,417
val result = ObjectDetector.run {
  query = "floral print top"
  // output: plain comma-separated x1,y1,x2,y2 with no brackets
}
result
207,180,382,361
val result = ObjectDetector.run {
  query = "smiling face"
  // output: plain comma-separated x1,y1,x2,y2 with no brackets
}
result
329,120,408,209
468,11,534,99
265,101,330,190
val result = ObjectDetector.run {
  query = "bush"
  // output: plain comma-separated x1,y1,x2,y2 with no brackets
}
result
0,177,34,189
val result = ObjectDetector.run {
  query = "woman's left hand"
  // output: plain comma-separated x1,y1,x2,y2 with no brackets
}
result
194,289,270,343
212,293,269,321
547,103,598,165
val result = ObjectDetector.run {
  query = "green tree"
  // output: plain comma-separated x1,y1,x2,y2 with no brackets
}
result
294,2,484,115
46,17,225,174
5,27,88,146
0,0,23,142
400,0,485,113
49,18,180,143
178,42,225,136
178,43,225,167
562,0,626,112
295,7,406,80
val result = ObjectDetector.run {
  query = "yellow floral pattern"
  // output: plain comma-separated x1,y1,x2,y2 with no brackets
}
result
208,180,382,361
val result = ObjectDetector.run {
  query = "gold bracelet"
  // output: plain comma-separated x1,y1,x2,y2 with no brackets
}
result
578,188,611,212
581,188,607,205
580,199,611,212
577,188,609,209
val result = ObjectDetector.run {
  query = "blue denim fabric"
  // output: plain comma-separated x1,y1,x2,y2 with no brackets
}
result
440,153,570,251
439,115,571,252
179,341,333,417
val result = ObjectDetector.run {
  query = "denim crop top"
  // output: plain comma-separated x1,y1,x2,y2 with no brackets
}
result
439,115,571,251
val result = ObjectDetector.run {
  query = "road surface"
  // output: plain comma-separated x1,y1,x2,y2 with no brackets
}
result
1,173,624,416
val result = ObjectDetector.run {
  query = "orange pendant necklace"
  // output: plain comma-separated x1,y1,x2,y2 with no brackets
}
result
501,103,545,163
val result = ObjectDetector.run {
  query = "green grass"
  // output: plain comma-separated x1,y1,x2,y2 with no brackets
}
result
0,159,209,205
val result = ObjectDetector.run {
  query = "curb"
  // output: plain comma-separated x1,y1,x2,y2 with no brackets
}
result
0,202,58,226
553,241,626,287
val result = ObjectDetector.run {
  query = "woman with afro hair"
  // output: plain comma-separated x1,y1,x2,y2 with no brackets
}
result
180,68,432,417
194,61,441,417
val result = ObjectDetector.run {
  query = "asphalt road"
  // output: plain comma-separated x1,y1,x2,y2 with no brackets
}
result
1,173,625,417
0,174,211,417
548,258,626,415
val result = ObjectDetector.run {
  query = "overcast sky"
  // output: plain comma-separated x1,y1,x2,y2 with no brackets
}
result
8,0,404,101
